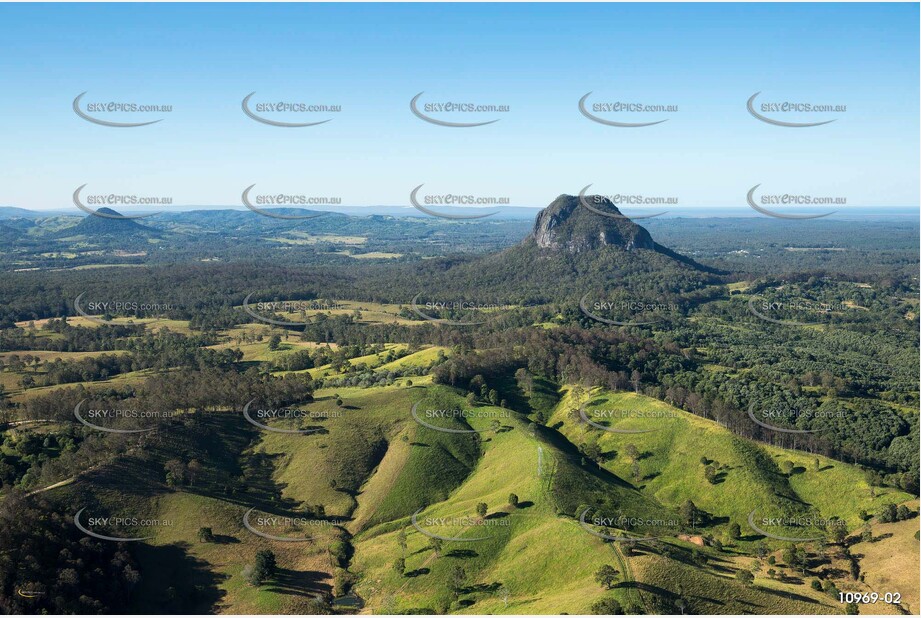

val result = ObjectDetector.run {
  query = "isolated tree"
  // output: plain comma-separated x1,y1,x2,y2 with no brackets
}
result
396,528,407,556
594,564,620,589
508,493,519,508
583,441,601,466
590,597,623,615
392,557,405,576
728,522,741,540
476,502,488,519
429,537,443,558
164,459,186,486
830,520,848,544
679,500,699,527
878,503,898,523
782,545,808,575
450,565,466,598
624,444,639,462
268,334,281,351
735,569,754,587
197,527,215,543
515,368,534,395
469,374,485,393
187,459,203,486
780,460,794,476
246,549,277,585
704,465,718,484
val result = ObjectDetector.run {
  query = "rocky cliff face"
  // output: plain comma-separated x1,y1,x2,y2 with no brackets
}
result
530,194,655,253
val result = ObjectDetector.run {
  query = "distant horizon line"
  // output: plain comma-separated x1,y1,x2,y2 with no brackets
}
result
5,205,921,213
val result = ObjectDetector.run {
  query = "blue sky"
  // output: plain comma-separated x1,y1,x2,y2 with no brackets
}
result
0,2,918,212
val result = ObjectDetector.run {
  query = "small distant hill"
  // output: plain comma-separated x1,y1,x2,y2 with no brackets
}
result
0,222,23,242
56,207,156,238
0,206,45,220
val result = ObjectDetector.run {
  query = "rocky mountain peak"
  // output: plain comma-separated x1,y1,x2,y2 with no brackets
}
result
529,194,655,253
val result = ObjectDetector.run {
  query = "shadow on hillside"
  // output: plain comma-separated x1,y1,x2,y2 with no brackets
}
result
130,541,226,613
757,586,822,605
405,567,430,577
445,549,478,559
264,568,332,599
531,422,636,490
78,412,305,516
